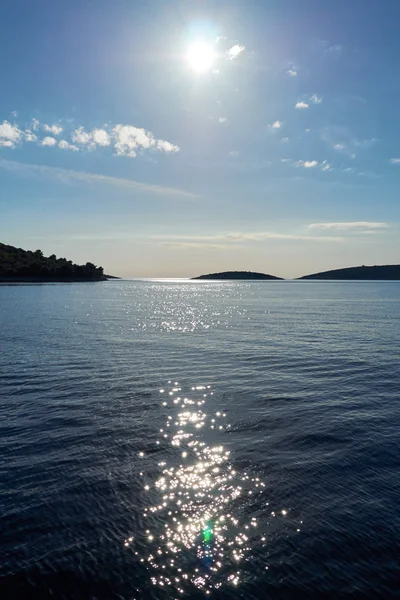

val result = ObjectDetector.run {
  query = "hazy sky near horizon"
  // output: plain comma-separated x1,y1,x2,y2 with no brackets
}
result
1,0,399,278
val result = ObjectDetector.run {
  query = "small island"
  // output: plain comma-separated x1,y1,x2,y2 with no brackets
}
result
192,270,283,280
0,242,117,282
299,265,400,280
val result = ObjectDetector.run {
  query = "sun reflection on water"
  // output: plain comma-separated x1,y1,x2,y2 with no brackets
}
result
124,382,271,596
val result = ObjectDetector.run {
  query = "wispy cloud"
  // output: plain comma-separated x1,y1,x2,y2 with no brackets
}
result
0,116,180,159
311,94,322,104
297,160,318,168
154,231,343,246
295,95,322,110
0,158,198,199
321,126,377,156
390,158,400,165
218,117,228,124
309,222,388,231
295,101,309,109
32,119,63,135
327,44,343,53
317,41,343,54
287,68,297,77
321,160,332,172
284,158,332,173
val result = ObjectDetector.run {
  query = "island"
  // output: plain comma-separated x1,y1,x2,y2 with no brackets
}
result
192,270,283,280
299,265,400,280
0,242,117,282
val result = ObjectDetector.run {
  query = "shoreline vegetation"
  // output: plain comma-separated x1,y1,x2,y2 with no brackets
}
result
192,271,283,280
1,243,400,282
0,243,118,282
192,266,400,280
298,265,400,280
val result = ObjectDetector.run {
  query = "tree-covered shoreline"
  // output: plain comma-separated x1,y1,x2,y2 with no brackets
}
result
0,243,109,281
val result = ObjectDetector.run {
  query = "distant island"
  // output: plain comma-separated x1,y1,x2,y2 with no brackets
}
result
0,242,117,282
192,270,283,280
299,265,400,280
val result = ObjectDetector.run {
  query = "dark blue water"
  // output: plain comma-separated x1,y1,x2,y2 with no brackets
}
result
1,280,399,599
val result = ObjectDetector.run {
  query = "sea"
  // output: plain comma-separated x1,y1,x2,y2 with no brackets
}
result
1,280,399,599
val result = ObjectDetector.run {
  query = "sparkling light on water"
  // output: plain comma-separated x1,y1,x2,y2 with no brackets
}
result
125,383,269,596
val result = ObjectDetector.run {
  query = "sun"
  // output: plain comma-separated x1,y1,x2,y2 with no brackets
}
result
187,41,216,73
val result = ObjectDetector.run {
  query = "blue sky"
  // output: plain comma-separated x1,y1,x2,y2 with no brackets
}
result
0,0,399,278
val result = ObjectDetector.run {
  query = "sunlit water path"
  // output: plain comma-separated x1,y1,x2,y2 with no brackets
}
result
125,382,294,597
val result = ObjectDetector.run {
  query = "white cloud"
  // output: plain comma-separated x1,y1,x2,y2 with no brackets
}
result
295,101,309,109
287,69,297,77
309,222,388,231
0,120,22,147
334,143,345,150
228,150,240,157
218,117,228,123
390,158,400,164
58,139,79,151
92,128,111,146
0,158,198,199
43,123,63,135
41,136,57,147
113,124,179,157
71,127,110,148
281,137,289,143
0,115,179,159
113,125,155,157
0,140,14,147
297,160,318,168
227,44,245,60
271,120,282,129
24,130,37,142
156,140,180,153
311,94,322,104
71,127,95,147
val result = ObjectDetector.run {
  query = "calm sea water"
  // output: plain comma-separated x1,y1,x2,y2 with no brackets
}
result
1,280,399,599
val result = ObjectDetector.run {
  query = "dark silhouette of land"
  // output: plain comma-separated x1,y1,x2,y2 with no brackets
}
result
0,242,116,282
192,270,283,280
299,265,400,280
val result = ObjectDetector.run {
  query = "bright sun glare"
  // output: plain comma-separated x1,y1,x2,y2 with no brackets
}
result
187,41,216,73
